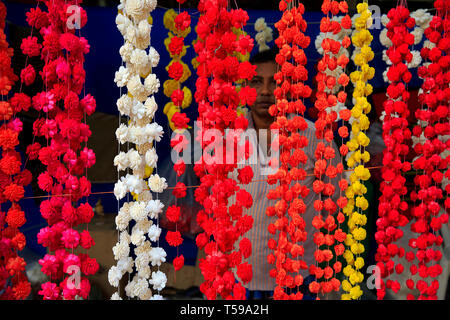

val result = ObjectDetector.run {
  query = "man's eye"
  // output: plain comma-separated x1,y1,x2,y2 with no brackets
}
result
251,79,262,85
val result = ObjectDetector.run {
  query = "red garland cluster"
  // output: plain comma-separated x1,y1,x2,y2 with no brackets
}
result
266,1,313,300
192,0,256,300
309,0,351,296
0,0,32,300
407,0,449,300
20,0,97,300
375,5,415,299
166,2,192,273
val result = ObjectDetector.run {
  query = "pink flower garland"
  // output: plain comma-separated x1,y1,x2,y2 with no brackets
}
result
0,0,32,300
22,0,97,300
407,0,449,300
192,0,256,300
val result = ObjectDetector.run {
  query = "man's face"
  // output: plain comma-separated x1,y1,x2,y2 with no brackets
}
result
248,61,277,119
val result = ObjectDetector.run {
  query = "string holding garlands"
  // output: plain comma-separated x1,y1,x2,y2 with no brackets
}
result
192,0,256,300
375,4,416,300
406,0,449,300
18,0,99,300
110,0,168,300
341,1,375,300
0,0,32,300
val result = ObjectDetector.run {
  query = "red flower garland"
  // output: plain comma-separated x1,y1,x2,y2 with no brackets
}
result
267,1,313,300
165,0,192,273
375,4,415,300
0,0,32,300
193,0,255,300
308,0,351,296
22,0,98,300
407,0,449,300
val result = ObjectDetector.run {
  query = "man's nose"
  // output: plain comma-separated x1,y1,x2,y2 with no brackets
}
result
261,80,271,96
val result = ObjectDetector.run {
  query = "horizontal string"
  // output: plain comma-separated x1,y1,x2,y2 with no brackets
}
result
21,165,385,200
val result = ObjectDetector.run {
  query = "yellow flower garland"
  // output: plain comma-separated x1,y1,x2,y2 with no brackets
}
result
162,9,192,131
341,1,375,301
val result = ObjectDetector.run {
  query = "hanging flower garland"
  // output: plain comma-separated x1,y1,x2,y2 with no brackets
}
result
110,0,168,300
0,0,32,300
162,8,192,132
21,0,98,300
407,0,449,300
266,0,313,300
375,4,416,300
192,0,256,300
308,0,352,297
379,9,432,87
254,17,274,53
314,12,352,116
161,4,193,274
340,1,375,300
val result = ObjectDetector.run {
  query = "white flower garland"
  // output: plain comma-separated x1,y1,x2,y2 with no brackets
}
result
109,0,167,300
254,17,273,53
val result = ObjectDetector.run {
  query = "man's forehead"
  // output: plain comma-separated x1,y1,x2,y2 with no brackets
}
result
255,61,277,77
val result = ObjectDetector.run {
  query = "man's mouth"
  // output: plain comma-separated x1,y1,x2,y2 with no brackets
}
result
257,101,272,109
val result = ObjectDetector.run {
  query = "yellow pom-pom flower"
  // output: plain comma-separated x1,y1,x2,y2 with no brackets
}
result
163,79,180,98
181,87,192,109
354,257,365,270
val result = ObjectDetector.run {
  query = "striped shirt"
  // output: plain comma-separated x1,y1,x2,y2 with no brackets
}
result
231,111,342,291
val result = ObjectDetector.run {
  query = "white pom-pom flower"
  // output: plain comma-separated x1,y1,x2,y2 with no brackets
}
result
144,73,160,95
111,292,122,300
149,271,167,291
119,42,134,62
117,256,134,274
129,201,149,221
147,224,161,242
108,266,122,288
114,66,130,87
148,174,168,193
112,240,130,260
145,148,158,168
407,50,422,69
379,29,392,47
149,247,167,267
144,96,157,119
146,122,164,142
149,47,160,68
114,180,127,200
115,124,129,144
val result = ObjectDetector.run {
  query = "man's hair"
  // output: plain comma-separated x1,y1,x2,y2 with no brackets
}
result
249,46,279,64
